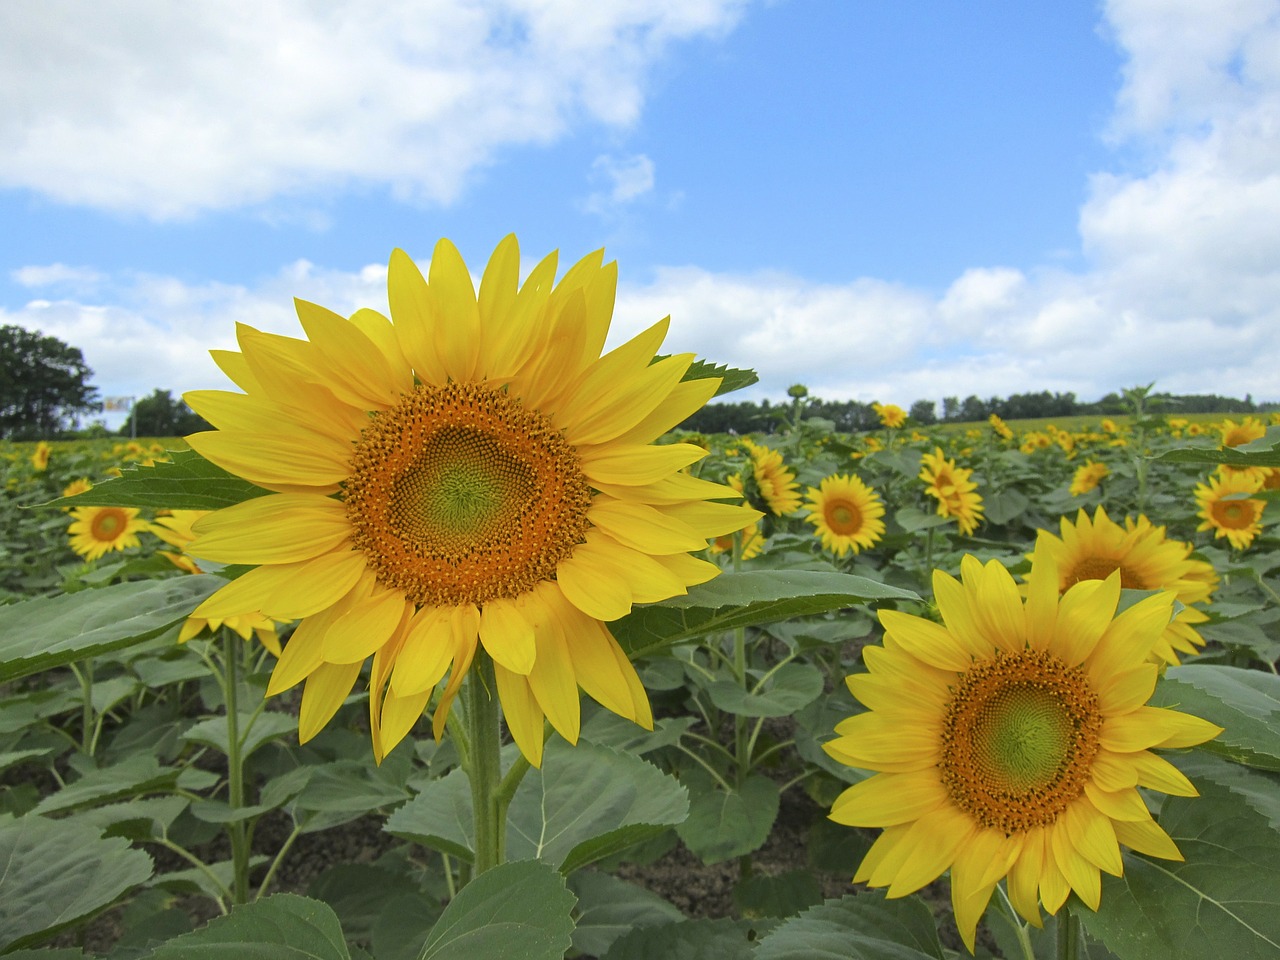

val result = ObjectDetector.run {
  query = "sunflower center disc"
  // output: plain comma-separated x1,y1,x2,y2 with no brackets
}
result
1214,500,1250,529
1065,556,1145,589
939,650,1102,834
91,509,124,539
826,500,862,535
344,382,593,607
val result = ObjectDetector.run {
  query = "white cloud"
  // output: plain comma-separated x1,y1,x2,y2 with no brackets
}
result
0,0,747,219
10,263,105,289
582,153,656,215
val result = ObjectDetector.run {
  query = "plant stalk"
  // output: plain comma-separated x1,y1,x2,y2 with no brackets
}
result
464,652,504,876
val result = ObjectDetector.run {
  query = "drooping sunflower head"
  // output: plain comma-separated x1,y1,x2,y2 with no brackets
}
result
1194,468,1266,552
1069,460,1109,496
919,447,983,535
740,439,801,516
1030,507,1218,664
184,235,759,765
803,473,885,557
825,551,1221,951
67,505,149,561
30,441,52,471
988,413,1014,441
1219,416,1266,448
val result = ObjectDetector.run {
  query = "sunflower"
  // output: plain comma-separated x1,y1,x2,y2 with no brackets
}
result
1219,416,1266,448
62,477,93,498
741,438,802,515
710,520,765,560
988,414,1013,441
30,441,51,471
151,511,284,655
825,552,1221,951
872,402,907,429
67,505,149,561
804,474,885,556
1030,506,1218,664
183,235,758,766
1069,461,1109,496
919,447,984,535
1195,469,1266,551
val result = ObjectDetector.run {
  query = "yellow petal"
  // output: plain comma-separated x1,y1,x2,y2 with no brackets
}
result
659,500,764,539
554,599,635,721
322,584,410,665
194,550,365,621
1025,535,1060,649
527,605,581,745
828,770,947,827
578,442,708,486
187,430,350,489
477,234,520,348
877,609,972,672
884,806,975,897
349,307,413,388
592,471,744,506
556,541,634,621
1093,663,1159,715
1084,782,1150,822
825,712,941,772
1085,591,1175,683
1053,575,1120,667
298,660,362,743
431,605,480,740
429,238,481,382
1049,819,1102,910
294,298,400,409
479,597,537,676
587,498,708,554
1102,706,1221,752
975,559,1026,653
932,570,989,658
494,665,545,768
375,686,433,760
188,495,351,565
652,552,722,588
611,375,722,447
266,601,346,696
1131,750,1200,796
853,822,910,885
1007,827,1047,926
1112,817,1183,860
1064,800,1123,875
392,606,456,698
388,248,448,385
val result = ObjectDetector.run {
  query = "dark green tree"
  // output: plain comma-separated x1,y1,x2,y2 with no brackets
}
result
122,389,212,437
909,399,937,425
0,325,100,440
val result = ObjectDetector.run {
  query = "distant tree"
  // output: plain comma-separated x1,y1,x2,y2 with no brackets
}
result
959,395,989,422
123,389,212,437
0,325,100,440
942,396,961,421
909,399,937,425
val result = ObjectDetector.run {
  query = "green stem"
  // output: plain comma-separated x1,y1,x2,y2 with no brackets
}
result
464,653,504,876
255,821,304,899
222,629,250,904
1056,905,1081,960
153,837,232,912
993,883,1037,960
72,660,95,756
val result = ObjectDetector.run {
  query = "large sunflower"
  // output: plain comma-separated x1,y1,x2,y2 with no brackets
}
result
919,447,984,535
184,235,758,765
825,552,1221,951
1195,469,1266,551
1031,506,1218,664
803,473,885,556
67,505,149,561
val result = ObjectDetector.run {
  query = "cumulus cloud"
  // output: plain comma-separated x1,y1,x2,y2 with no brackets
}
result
582,153,657,215
0,0,747,218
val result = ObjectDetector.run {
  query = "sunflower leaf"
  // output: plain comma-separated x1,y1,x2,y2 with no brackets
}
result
417,859,576,960
752,891,945,959
44,448,273,510
679,358,760,397
0,575,222,684
568,871,684,958
1149,429,1280,468
1150,665,1280,771
142,893,352,960
612,571,917,659
0,815,153,953
605,918,777,959
1081,777,1280,960
676,772,779,864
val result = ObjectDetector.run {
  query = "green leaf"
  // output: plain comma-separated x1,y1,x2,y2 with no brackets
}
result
568,871,684,958
680,359,759,397
706,662,824,718
47,448,272,510
753,892,945,959
1151,434,1280,468
676,773,779,864
143,893,352,960
383,766,476,861
604,917,773,959
0,575,223,684
733,870,824,920
418,859,576,960
308,864,440,948
894,506,953,533
1081,778,1280,959
182,710,298,761
506,738,689,872
1150,665,1280,770
33,754,187,815
73,795,191,842
1172,752,1280,832
0,815,153,952
613,571,917,659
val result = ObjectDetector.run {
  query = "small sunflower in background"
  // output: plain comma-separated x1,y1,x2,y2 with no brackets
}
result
988,413,1014,441
1218,416,1266,448
30,441,52,471
825,551,1221,952
1069,460,1109,496
919,447,984,535
872,402,907,429
1029,506,1218,665
67,505,149,561
803,474,885,557
183,235,759,765
709,519,765,561
740,438,802,516
1195,468,1266,551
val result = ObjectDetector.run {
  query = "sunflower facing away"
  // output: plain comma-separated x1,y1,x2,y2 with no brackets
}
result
1194,468,1266,551
741,438,802,515
1069,460,1109,497
1030,506,1218,665
68,505,149,561
825,551,1221,951
919,447,984,535
183,235,759,766
803,473,885,557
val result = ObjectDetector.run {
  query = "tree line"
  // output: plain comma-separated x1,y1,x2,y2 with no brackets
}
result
678,389,1276,435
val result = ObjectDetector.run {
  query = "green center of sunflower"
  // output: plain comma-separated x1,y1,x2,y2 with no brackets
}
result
826,499,862,536
344,382,593,607
939,650,1102,834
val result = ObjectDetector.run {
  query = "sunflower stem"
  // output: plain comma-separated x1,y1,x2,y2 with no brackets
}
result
993,883,1037,960
1056,906,1081,960
464,652,504,877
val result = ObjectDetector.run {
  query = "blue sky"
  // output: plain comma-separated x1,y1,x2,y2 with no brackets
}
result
3,0,1278,429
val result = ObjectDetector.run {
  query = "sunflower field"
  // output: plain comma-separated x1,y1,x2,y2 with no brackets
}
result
1,238,1279,960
